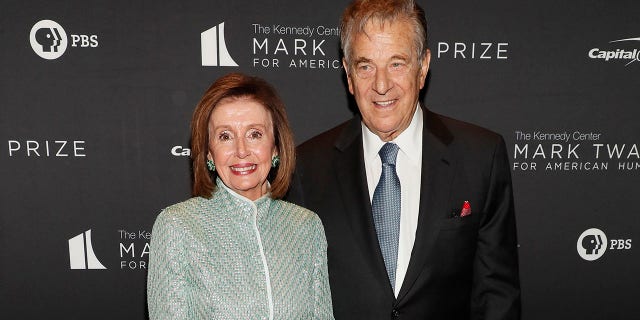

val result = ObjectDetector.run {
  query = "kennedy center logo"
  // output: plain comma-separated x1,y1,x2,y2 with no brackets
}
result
201,22,238,66
30,20,68,59
68,229,106,269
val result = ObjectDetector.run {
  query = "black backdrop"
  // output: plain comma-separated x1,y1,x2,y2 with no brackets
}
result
1,0,639,319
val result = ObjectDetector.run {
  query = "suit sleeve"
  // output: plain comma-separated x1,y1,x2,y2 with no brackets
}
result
471,136,521,320
310,215,335,320
147,211,189,320
286,166,306,207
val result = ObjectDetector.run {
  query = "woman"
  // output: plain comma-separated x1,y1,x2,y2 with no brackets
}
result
147,73,333,319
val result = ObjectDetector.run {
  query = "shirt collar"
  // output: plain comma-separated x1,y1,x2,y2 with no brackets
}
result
362,104,423,166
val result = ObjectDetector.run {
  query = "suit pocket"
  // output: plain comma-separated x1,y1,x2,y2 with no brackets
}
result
438,216,476,230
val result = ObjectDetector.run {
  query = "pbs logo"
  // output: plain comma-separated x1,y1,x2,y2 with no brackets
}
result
30,19,99,60
30,20,68,59
577,228,607,261
577,228,632,261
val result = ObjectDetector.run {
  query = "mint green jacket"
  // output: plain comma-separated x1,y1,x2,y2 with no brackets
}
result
148,181,333,319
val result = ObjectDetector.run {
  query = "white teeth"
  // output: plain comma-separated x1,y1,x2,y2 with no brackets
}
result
376,100,394,106
231,165,256,172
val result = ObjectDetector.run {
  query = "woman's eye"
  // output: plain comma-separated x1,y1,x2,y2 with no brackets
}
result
249,130,263,139
218,132,231,141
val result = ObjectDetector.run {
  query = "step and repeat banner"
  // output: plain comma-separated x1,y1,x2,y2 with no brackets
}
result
1,0,638,319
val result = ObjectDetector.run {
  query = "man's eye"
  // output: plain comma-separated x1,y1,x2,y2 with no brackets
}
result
355,64,375,78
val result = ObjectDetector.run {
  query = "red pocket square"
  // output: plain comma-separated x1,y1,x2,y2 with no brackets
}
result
460,201,472,217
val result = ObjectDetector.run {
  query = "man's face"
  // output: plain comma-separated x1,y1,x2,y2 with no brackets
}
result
344,19,430,141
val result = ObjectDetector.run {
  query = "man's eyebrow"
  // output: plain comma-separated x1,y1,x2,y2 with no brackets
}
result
389,54,409,61
353,55,410,65
353,57,372,65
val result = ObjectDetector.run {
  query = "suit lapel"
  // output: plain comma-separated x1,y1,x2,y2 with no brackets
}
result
333,117,393,294
397,109,455,302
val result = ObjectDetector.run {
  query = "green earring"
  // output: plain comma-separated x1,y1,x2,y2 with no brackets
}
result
206,159,215,172
271,155,280,168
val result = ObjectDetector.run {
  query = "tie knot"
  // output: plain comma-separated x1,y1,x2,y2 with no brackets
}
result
379,143,399,165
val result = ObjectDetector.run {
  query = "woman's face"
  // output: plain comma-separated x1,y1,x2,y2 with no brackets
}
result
207,97,277,200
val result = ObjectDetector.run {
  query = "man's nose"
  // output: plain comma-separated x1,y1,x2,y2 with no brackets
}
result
372,68,392,95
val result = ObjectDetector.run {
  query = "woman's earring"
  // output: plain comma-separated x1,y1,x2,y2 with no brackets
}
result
207,159,215,172
271,155,280,168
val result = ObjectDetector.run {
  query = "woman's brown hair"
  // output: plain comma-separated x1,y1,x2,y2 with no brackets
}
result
190,73,295,199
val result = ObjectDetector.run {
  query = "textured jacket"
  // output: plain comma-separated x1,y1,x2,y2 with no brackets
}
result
148,180,334,320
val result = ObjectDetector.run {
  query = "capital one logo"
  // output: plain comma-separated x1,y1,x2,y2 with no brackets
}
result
588,37,640,66
577,228,607,261
30,20,68,59
171,145,191,156
201,22,239,66
68,229,106,269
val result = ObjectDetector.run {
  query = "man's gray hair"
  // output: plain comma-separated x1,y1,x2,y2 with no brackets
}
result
340,0,429,66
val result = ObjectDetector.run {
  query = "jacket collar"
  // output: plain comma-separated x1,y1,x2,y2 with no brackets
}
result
214,178,273,214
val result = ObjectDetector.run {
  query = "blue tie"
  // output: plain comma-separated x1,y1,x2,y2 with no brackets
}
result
372,142,401,291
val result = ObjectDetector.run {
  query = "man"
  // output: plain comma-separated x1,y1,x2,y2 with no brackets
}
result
288,0,521,319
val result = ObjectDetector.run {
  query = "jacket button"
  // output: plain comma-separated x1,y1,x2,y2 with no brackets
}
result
391,309,400,319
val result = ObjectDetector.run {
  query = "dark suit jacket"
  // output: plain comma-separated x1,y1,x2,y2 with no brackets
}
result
287,108,521,320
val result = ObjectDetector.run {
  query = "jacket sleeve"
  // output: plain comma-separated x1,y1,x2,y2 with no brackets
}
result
147,210,190,320
286,167,306,207
471,136,521,320
310,215,335,320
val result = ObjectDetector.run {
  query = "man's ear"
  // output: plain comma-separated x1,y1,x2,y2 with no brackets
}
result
418,49,431,90
343,58,355,95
